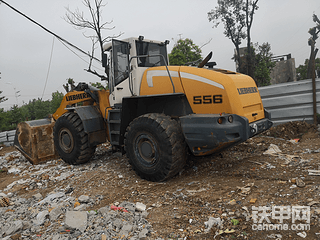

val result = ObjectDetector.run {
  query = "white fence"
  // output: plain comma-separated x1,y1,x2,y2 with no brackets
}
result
0,130,16,146
259,78,320,126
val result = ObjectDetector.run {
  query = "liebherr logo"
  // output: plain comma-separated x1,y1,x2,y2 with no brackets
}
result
66,92,90,101
237,87,258,95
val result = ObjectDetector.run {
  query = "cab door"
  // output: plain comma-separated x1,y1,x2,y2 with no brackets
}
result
109,39,131,106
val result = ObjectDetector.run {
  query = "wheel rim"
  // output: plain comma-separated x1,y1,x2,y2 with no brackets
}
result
135,134,158,166
59,128,74,153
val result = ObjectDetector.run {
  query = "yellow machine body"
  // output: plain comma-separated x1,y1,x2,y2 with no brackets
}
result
140,66,264,123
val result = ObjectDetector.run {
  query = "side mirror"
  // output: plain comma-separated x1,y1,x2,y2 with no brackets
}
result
102,53,108,67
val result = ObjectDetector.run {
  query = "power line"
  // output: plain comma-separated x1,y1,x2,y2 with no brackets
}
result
41,36,55,100
57,38,104,72
0,0,101,63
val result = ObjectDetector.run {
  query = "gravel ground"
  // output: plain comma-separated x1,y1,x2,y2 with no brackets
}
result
0,121,320,240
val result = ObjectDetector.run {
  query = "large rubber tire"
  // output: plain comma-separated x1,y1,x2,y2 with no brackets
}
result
53,112,95,165
125,113,186,182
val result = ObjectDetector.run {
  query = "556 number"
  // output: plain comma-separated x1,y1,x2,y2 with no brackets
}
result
193,95,222,104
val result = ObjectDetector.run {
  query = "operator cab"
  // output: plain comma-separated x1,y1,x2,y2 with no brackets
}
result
103,36,170,106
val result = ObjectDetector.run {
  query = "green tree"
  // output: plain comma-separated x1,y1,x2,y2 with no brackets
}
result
0,72,8,104
244,0,259,77
169,38,202,66
208,0,246,71
296,58,320,80
208,0,259,76
0,91,7,104
253,42,276,86
51,91,64,113
0,108,11,131
90,82,107,90
8,105,23,129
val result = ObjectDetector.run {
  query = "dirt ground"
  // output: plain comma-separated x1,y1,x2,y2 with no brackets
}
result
1,121,320,239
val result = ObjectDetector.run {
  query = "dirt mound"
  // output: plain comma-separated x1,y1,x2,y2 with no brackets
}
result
261,121,318,140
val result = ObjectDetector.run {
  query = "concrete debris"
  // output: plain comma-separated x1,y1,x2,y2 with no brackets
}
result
204,217,222,232
7,167,21,174
34,210,49,226
308,170,320,176
296,178,305,188
65,211,87,232
267,233,282,238
5,220,23,236
0,190,151,239
297,231,307,238
78,195,90,203
263,144,282,155
135,202,146,212
35,192,65,206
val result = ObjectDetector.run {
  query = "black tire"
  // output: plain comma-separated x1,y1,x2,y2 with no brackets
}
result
124,113,186,182
53,112,95,165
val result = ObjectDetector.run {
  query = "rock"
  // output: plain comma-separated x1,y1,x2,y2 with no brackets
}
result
141,211,149,218
49,206,63,221
250,198,257,204
113,218,123,229
308,201,319,206
119,223,133,237
205,217,222,232
74,201,80,208
296,178,306,188
5,220,23,235
52,235,70,240
139,228,149,239
136,202,146,212
74,204,88,211
101,234,107,240
99,206,110,215
55,172,73,181
65,210,87,232
78,195,90,203
2,236,12,240
8,167,21,174
0,192,8,198
34,210,49,226
267,233,282,239
33,193,43,200
297,231,307,238
35,192,65,206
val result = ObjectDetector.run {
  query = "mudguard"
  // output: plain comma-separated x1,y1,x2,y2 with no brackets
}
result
71,106,107,147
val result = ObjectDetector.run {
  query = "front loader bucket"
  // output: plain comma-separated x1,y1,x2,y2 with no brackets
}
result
14,118,59,164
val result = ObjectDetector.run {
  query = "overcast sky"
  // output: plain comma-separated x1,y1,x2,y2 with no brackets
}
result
1,0,319,110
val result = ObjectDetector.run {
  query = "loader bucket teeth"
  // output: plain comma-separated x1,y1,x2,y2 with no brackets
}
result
14,118,59,164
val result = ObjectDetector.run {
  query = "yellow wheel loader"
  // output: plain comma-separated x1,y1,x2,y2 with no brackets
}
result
14,36,272,182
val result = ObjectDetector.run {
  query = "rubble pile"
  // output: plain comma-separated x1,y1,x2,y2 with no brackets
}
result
1,121,320,239
0,190,152,239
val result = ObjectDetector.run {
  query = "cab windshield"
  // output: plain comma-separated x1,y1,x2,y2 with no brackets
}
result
136,41,168,67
